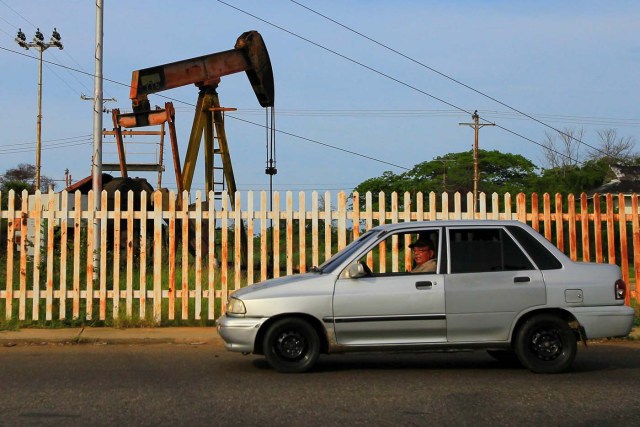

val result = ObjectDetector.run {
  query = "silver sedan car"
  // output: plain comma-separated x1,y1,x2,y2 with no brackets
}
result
217,220,635,373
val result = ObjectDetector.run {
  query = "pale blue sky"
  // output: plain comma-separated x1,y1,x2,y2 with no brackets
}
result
0,0,638,196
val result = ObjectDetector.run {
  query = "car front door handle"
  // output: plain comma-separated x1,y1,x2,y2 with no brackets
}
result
514,276,531,283
416,281,434,289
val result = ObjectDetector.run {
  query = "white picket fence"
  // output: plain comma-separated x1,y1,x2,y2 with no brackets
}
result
0,189,637,323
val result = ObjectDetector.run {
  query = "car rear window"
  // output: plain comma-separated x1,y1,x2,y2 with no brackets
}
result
448,228,534,273
506,225,563,270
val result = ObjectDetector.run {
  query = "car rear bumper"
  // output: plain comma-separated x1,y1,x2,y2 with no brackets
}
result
569,305,635,339
216,315,267,353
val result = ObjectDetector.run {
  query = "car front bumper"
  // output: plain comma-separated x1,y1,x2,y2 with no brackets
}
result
569,305,635,339
216,315,268,353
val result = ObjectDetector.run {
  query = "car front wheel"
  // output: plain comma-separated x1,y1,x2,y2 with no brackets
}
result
263,317,320,373
514,314,577,374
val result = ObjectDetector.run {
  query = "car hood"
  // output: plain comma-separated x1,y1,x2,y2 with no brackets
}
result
230,273,323,299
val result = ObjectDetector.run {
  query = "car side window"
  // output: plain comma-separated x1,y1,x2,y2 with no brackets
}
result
506,225,563,270
448,228,534,274
357,229,440,275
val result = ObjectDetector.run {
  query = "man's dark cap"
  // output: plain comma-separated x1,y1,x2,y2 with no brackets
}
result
409,238,434,249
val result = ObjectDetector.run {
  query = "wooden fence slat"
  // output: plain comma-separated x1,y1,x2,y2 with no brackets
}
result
72,191,81,319
606,194,616,264
0,190,14,320
286,191,293,276
100,190,108,320
181,191,189,320
234,191,242,292
19,191,28,321
404,192,412,271
338,191,347,251
568,194,577,261
194,192,202,320
391,192,398,273
273,192,281,278
352,191,360,240
112,191,121,319
631,194,639,305
139,191,148,319
555,194,564,252
220,192,229,313
247,191,255,283
324,191,331,265
580,193,590,262
298,192,306,274
516,193,526,223
378,192,386,273
618,194,629,284
543,193,552,241
32,191,42,320
478,193,486,219
45,191,55,321
531,193,539,231
168,191,176,320
85,191,95,320
365,192,373,269
126,191,134,317
208,193,216,319
5,191,15,319
153,190,163,323
55,199,66,309
260,191,268,282
594,194,603,263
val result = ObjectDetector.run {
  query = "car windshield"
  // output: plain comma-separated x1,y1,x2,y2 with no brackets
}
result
315,229,381,273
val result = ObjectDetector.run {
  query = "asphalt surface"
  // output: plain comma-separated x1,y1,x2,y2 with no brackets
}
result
0,326,223,346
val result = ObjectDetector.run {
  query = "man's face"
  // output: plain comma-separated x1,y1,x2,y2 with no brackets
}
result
412,246,433,265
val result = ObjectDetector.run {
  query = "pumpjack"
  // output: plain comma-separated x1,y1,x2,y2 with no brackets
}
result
110,30,275,260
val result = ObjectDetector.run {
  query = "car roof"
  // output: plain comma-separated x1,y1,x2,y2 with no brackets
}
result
371,220,528,232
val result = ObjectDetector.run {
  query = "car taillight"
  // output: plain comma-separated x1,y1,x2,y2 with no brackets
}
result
614,279,626,300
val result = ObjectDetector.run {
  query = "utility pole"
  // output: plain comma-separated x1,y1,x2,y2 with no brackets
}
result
15,27,63,190
92,0,104,280
459,110,494,211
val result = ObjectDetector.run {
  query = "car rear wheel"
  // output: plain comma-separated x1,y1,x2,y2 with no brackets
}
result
263,317,320,373
514,314,577,374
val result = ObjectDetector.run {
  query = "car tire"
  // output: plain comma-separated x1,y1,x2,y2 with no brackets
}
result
514,314,577,374
263,317,320,373
486,350,521,366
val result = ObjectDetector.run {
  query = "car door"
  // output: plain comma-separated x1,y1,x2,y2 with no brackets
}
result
332,228,447,345
444,226,546,343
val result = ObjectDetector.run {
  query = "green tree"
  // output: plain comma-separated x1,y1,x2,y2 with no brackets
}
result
353,150,538,211
0,163,56,209
534,159,611,195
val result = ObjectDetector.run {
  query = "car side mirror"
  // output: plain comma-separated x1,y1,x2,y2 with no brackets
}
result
344,262,368,279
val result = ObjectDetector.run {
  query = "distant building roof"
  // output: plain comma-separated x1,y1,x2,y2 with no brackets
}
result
592,164,640,195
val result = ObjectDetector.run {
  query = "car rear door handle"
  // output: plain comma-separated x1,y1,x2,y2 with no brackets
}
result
514,276,531,283
416,281,434,289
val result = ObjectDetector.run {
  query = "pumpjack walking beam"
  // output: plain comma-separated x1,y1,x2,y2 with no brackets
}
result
111,31,275,266
118,30,274,204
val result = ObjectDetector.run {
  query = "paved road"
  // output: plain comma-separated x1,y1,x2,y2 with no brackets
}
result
1,340,639,426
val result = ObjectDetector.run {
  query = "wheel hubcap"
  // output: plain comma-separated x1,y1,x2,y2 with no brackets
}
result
530,328,563,361
276,330,306,360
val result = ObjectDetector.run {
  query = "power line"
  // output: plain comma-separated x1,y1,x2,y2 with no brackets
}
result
1,43,576,170
0,0,36,29
1,44,410,170
183,107,640,126
0,7,91,98
0,139,92,155
287,0,609,158
215,0,585,165
0,134,92,148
